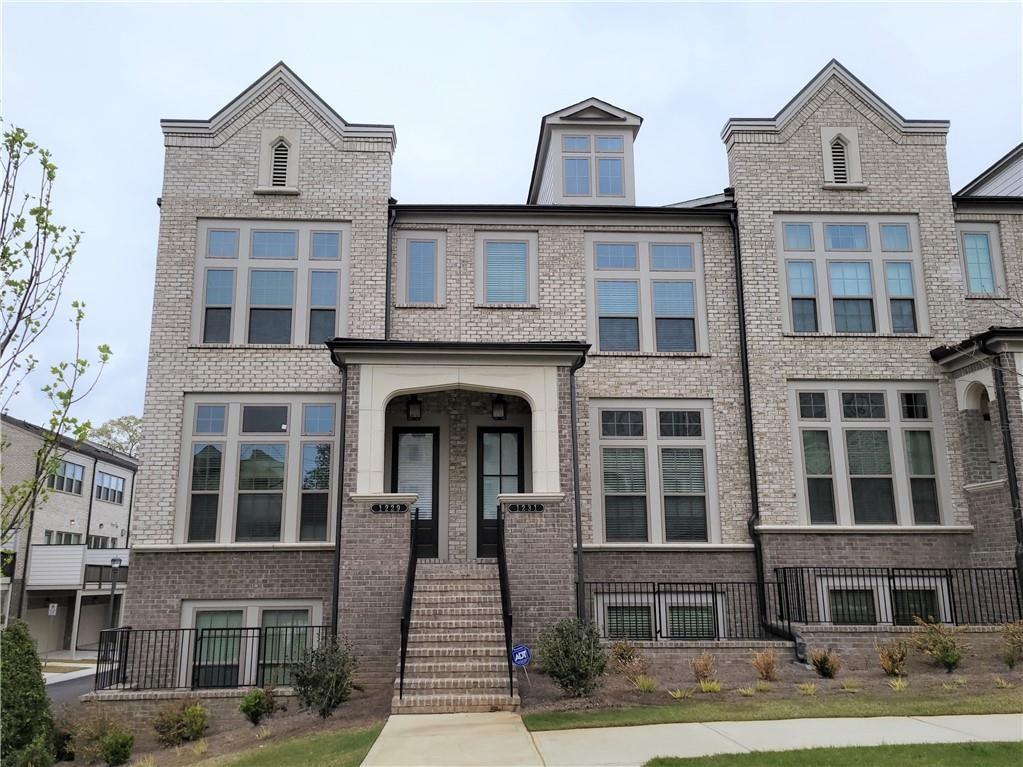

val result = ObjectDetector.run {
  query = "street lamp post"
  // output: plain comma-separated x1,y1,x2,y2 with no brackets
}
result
106,557,122,629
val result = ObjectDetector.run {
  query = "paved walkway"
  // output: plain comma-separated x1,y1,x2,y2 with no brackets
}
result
362,713,1023,767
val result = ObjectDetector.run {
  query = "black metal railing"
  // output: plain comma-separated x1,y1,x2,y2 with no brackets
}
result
496,504,514,697
397,507,420,699
85,565,129,588
776,567,1022,626
583,581,792,641
95,624,329,691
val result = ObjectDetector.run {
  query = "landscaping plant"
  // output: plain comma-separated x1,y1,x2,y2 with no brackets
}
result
632,674,657,693
913,617,968,672
1,620,55,767
1000,620,1023,669
239,687,282,726
737,685,756,697
152,702,209,747
610,640,648,679
537,619,607,697
889,677,908,692
796,682,817,696
875,639,908,677
750,649,778,681
840,679,861,694
689,652,715,683
667,688,694,701
698,679,722,693
754,681,772,693
71,715,132,765
291,634,361,718
98,730,133,767
993,676,1014,689
809,648,841,679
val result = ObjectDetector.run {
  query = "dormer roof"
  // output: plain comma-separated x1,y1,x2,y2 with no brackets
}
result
527,97,643,204
160,62,396,149
721,59,949,143
956,143,1023,197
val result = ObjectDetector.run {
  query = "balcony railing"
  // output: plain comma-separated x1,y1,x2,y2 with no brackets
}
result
95,624,329,692
583,581,792,642
26,545,130,588
776,567,1022,626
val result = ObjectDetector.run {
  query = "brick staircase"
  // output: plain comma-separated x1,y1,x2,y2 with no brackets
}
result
391,561,520,714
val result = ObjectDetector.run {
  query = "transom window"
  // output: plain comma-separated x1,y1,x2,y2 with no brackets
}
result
791,383,945,527
194,219,349,345
180,396,339,544
591,400,717,545
48,460,85,495
587,234,706,353
777,216,926,335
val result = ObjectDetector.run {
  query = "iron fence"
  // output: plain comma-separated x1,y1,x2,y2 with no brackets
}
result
95,624,329,691
583,581,791,641
775,567,1021,626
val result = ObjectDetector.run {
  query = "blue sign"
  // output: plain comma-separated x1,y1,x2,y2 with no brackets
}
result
511,644,531,667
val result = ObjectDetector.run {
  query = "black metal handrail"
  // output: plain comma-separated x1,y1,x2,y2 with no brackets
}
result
95,624,329,691
496,504,514,698
776,566,1022,626
398,507,420,699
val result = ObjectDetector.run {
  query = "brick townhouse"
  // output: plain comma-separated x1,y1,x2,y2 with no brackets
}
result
1,415,136,655
112,60,1022,712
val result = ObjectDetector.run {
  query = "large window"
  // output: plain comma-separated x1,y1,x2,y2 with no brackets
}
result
587,233,706,353
957,223,1003,296
591,400,717,544
47,460,84,495
475,232,537,306
791,383,946,526
194,219,349,345
559,133,627,200
396,231,446,306
95,472,126,504
180,396,338,544
777,216,927,335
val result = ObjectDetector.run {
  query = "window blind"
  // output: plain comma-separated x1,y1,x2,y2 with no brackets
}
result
485,241,528,303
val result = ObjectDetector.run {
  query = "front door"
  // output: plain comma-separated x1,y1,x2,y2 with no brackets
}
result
477,427,524,558
392,428,440,558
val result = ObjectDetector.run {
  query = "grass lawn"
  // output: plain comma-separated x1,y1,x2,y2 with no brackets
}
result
643,741,1023,766
200,724,382,767
522,690,1023,731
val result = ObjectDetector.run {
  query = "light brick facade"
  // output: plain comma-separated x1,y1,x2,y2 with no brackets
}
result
121,61,1022,698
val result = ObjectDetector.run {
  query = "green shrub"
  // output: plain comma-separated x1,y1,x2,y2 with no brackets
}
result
71,715,118,764
98,729,133,767
239,687,281,726
913,617,968,672
290,635,360,719
1,620,54,766
809,648,841,679
152,702,208,747
537,619,607,697
1001,620,1023,669
8,733,54,767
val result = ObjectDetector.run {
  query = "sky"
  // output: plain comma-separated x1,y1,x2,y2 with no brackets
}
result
2,0,1021,429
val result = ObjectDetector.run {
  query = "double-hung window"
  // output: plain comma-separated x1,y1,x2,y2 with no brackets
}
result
48,460,84,495
479,236,532,305
407,241,437,304
791,383,945,527
564,157,590,196
593,400,717,544
95,472,125,504
181,397,338,544
589,235,705,353
195,220,348,345
777,217,926,335
957,224,1003,296
560,134,625,198
598,158,623,196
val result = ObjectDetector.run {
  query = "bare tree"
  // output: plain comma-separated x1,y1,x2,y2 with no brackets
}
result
1,126,111,539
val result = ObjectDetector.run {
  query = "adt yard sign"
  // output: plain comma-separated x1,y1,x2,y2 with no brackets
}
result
511,644,531,667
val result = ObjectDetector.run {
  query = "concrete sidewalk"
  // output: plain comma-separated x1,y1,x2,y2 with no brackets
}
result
362,713,1022,767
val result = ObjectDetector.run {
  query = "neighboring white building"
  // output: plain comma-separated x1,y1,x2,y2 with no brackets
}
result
1,414,137,655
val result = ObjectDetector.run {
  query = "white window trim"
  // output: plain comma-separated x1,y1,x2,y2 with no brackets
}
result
817,574,952,625
820,126,863,186
776,215,928,336
956,222,1005,298
395,230,447,306
788,382,949,527
589,399,719,545
586,232,707,353
256,128,300,192
177,394,340,546
473,230,539,306
193,219,351,345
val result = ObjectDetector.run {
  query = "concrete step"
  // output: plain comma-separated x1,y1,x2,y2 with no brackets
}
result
395,675,514,691
390,692,520,714
405,644,505,658
409,618,504,631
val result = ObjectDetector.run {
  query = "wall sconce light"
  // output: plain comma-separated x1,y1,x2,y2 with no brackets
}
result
492,395,507,421
407,395,423,421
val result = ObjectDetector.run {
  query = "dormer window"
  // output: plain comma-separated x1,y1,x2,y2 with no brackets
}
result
830,138,849,184
271,140,290,187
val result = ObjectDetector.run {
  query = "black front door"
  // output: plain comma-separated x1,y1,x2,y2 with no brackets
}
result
477,427,524,558
392,428,440,558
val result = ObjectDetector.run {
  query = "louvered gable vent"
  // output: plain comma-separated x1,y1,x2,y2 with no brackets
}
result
830,138,849,184
271,140,290,187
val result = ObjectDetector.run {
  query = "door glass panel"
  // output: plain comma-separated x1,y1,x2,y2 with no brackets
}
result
396,433,434,522
259,609,310,685
483,432,500,474
483,476,500,521
194,610,243,688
